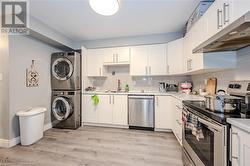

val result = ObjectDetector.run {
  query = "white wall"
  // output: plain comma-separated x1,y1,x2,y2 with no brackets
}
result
80,32,182,49
8,35,59,139
191,46,250,91
0,34,10,139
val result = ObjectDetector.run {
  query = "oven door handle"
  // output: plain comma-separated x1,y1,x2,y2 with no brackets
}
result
198,117,222,132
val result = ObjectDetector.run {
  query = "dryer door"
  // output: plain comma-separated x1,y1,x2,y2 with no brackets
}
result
52,58,74,81
52,97,73,121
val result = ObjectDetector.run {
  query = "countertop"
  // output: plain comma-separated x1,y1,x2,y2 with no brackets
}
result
227,118,250,133
82,91,205,101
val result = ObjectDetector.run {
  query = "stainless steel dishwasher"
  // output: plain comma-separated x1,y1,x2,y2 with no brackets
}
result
128,95,155,130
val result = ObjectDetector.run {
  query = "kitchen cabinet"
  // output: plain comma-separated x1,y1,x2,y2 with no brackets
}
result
83,94,98,123
231,126,250,166
130,45,148,75
148,44,168,75
155,96,173,130
104,47,130,64
130,44,167,76
82,94,128,126
183,8,237,74
86,49,106,77
167,38,184,74
172,97,183,145
113,95,128,126
230,0,250,23
98,95,113,124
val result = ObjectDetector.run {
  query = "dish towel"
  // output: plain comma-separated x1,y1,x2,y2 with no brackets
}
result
91,94,100,106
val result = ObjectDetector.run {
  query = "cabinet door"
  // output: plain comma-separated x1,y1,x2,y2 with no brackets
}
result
130,46,148,76
155,96,173,130
103,48,116,63
148,44,167,75
98,95,113,124
206,1,223,39
83,95,98,123
116,47,130,62
232,126,250,166
87,49,105,76
167,38,184,74
113,95,128,126
230,0,250,22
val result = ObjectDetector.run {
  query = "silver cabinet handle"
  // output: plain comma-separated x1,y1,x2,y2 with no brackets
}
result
217,9,223,29
109,95,111,104
223,3,229,24
187,59,192,71
146,66,148,75
116,53,118,62
149,66,151,75
113,95,114,104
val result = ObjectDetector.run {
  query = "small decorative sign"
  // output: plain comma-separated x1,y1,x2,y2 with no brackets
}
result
26,60,39,87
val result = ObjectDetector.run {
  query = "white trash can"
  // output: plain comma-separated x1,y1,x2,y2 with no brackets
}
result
16,107,47,145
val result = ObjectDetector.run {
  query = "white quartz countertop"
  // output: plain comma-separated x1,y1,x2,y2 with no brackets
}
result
227,118,250,133
82,91,205,101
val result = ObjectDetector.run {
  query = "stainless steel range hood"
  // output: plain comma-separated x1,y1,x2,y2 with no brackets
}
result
193,11,250,53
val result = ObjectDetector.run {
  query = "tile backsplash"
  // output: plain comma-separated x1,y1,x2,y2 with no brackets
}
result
191,46,250,92
85,65,190,91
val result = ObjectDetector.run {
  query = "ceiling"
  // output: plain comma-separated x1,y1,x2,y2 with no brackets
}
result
30,0,200,42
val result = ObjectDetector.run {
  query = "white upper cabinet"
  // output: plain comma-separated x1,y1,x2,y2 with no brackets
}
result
130,44,167,76
87,49,106,77
167,38,184,74
130,45,149,76
148,44,168,75
230,0,250,22
202,0,250,42
103,47,130,64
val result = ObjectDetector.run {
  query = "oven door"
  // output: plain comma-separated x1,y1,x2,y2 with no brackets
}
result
182,106,227,166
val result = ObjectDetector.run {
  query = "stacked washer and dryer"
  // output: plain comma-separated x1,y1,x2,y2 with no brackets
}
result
51,52,81,129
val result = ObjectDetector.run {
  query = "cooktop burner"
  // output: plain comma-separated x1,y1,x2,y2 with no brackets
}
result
183,100,249,125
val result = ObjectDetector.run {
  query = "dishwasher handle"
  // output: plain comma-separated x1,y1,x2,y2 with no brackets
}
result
128,95,154,99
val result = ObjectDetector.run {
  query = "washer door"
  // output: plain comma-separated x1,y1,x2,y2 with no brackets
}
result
52,58,74,81
52,97,73,121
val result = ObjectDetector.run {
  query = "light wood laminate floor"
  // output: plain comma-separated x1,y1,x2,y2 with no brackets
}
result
0,126,183,166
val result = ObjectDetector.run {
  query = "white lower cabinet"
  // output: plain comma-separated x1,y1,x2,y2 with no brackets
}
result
155,96,173,130
83,94,128,126
172,97,183,145
155,95,183,145
112,95,128,126
231,126,250,166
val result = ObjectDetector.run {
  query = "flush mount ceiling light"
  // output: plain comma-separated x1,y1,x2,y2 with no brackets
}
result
89,0,119,16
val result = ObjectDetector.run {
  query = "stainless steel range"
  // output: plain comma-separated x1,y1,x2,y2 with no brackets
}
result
182,80,250,166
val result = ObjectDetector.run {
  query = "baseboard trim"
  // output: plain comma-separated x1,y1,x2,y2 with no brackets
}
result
154,128,172,132
44,123,52,131
83,122,129,129
0,137,20,148
0,123,52,148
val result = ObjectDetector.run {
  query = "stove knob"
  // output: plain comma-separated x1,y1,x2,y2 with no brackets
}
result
234,84,241,89
228,84,234,88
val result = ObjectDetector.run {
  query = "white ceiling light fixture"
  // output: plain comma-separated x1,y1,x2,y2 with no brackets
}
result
89,0,119,16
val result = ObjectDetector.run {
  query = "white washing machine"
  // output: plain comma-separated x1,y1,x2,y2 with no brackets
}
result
51,90,81,129
51,52,81,90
